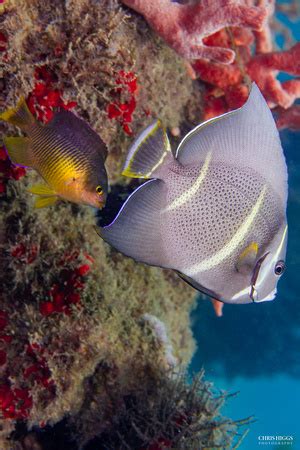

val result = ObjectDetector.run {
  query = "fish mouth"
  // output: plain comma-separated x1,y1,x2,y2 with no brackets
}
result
96,196,106,210
97,201,105,210
253,287,277,303
249,252,270,302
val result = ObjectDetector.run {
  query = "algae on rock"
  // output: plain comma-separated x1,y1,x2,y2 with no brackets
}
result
0,0,249,448
0,0,201,183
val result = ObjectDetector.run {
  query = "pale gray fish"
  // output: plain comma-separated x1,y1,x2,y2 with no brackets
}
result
98,83,288,304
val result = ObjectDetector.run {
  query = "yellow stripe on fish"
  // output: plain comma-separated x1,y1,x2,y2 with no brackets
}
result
164,151,212,212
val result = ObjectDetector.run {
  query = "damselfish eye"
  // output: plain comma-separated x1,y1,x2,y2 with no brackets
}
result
274,260,285,276
96,185,103,195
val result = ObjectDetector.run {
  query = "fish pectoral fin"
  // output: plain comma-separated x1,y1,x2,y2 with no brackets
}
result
122,120,172,180
236,242,258,274
98,179,169,267
34,196,58,209
27,183,57,196
3,136,33,167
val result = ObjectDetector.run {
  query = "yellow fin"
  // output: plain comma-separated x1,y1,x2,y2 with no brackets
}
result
34,196,58,209
0,97,35,129
27,183,56,197
3,136,32,167
236,242,258,274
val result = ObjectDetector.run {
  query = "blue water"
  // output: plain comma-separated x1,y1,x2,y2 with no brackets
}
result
190,129,300,450
190,9,300,449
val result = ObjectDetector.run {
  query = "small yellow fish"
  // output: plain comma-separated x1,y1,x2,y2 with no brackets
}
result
0,97,108,209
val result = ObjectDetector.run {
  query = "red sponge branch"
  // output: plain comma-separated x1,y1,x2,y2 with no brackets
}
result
121,0,267,63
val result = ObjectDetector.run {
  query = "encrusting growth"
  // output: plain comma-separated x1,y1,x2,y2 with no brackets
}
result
121,0,267,63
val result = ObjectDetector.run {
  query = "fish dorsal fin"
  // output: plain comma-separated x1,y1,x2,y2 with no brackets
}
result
122,120,172,179
97,179,169,267
175,83,288,207
48,110,108,160
236,242,258,274
3,136,33,167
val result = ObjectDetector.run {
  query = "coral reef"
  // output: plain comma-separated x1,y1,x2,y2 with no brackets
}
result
71,370,251,449
2,0,294,447
0,2,202,446
191,2,300,127
121,0,267,63
0,0,201,182
0,166,199,447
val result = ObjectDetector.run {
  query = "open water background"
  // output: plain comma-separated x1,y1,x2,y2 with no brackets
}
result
190,7,300,450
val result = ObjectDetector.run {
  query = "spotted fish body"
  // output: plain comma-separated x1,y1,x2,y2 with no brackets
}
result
0,98,108,208
99,84,288,304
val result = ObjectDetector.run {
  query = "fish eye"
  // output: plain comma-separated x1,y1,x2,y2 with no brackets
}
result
274,260,285,276
96,185,103,195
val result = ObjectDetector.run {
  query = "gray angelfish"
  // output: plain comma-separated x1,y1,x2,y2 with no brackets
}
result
98,83,288,304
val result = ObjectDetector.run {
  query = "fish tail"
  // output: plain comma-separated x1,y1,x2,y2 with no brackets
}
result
122,120,173,180
0,97,35,130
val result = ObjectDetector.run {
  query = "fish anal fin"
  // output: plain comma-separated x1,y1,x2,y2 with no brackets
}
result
98,179,168,267
27,183,56,197
3,137,32,167
236,242,258,274
122,120,172,180
34,196,58,209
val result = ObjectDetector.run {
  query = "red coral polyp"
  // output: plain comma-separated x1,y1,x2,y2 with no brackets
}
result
39,253,92,317
0,32,7,52
107,103,122,119
0,350,7,366
0,146,26,195
27,66,77,124
107,70,138,135
11,242,38,264
0,311,8,331
116,70,138,94
40,302,55,317
75,264,90,277
0,385,32,420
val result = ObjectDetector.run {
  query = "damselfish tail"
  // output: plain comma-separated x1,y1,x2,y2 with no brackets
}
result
0,97,35,130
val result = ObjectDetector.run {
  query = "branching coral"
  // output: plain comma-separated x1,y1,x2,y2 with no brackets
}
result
275,104,300,131
121,0,267,63
194,42,300,115
70,369,251,450
247,43,300,108
192,11,300,128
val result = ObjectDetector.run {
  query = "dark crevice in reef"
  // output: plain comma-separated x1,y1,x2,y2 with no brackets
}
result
96,182,138,227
